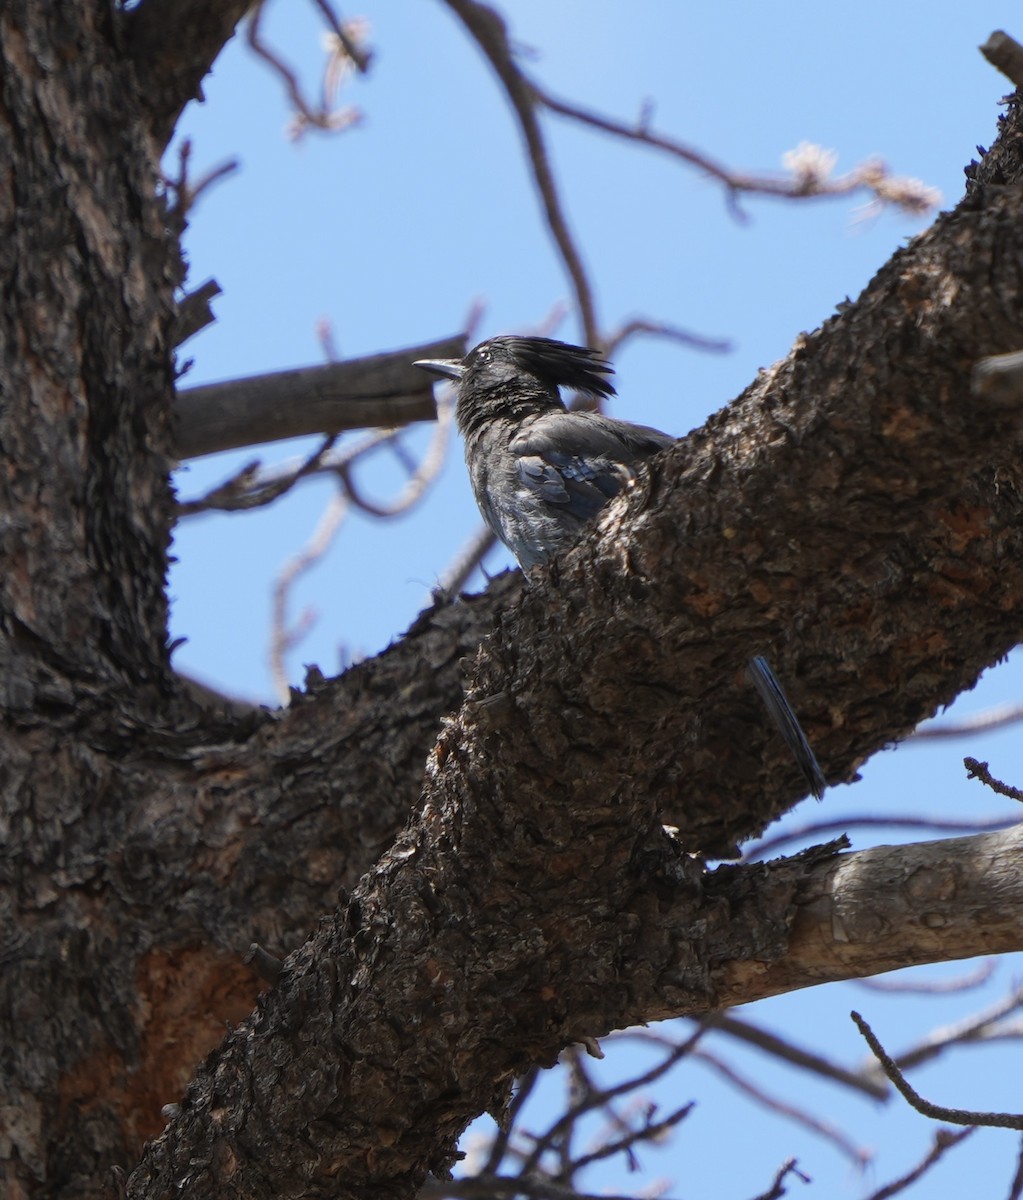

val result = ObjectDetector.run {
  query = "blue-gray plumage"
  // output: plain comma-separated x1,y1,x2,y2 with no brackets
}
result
414,335,673,568
414,334,825,800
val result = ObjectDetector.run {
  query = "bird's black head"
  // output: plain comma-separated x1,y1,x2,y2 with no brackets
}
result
461,336,616,400
414,335,616,433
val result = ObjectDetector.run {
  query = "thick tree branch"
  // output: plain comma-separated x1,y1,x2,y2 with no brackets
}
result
124,87,1023,1196
123,0,254,146
10,10,1023,1194
0,3,180,694
714,827,1023,1006
981,30,1023,89
127,825,1023,1197
173,337,464,459
108,89,1023,1161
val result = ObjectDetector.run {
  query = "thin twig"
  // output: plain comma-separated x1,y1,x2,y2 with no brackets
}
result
748,1159,811,1200
855,959,997,995
557,1047,668,1177
482,1067,542,1175
435,524,500,595
164,138,240,226
247,0,362,136
517,1031,703,1178
865,984,1023,1077
863,1128,974,1200
173,278,223,348
178,434,336,516
965,758,1023,802
1007,1134,1023,1200
571,1101,694,1174
694,1049,871,1168
269,488,349,704
743,813,1017,861
534,84,940,217
442,0,598,344
309,0,372,72
604,317,732,358
337,390,453,518
178,430,394,517
706,1013,888,1101
852,1011,1023,1129
911,701,1023,739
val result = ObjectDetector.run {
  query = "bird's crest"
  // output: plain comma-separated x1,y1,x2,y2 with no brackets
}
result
473,336,616,399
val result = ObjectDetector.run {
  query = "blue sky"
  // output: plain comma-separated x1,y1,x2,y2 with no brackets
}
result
168,4,1023,1195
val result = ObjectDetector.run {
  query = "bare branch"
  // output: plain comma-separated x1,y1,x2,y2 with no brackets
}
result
246,0,367,138
980,31,1023,89
855,959,998,995
743,813,1018,862
696,1048,871,1167
123,0,253,146
604,317,733,358
548,1046,693,1178
173,278,223,349
517,1034,701,1179
965,757,1023,802
441,3,938,353
863,1128,975,1200
481,1067,542,1174
269,488,349,703
442,0,599,344
436,524,500,595
337,390,454,518
533,86,939,217
863,984,1023,1078
164,139,240,228
1008,1135,1023,1200
716,828,1023,1009
705,1013,889,1101
748,1160,811,1200
310,0,373,73
177,434,343,517
852,1011,1023,1129
172,336,463,460
911,700,1023,739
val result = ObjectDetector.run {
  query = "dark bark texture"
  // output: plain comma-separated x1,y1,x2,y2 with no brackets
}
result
124,0,253,147
3,3,1023,1198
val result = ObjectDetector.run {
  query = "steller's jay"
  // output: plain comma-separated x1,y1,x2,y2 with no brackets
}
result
415,334,825,800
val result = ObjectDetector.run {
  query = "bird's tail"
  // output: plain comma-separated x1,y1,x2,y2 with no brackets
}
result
746,656,826,801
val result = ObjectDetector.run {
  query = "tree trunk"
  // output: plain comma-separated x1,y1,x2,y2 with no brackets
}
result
3,4,1023,1198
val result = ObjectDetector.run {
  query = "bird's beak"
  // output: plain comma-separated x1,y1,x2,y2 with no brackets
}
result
413,357,464,382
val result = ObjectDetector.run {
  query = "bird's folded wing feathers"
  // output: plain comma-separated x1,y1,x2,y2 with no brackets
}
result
510,411,675,516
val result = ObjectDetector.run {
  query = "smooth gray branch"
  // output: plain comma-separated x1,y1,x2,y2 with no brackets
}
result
173,336,464,459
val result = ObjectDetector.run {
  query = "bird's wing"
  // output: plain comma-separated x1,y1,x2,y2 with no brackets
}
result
510,411,674,519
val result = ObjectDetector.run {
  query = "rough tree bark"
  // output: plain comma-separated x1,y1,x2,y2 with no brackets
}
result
2,4,1023,1199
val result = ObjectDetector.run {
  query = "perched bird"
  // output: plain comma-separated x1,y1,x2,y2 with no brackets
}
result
414,335,673,569
415,334,825,800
